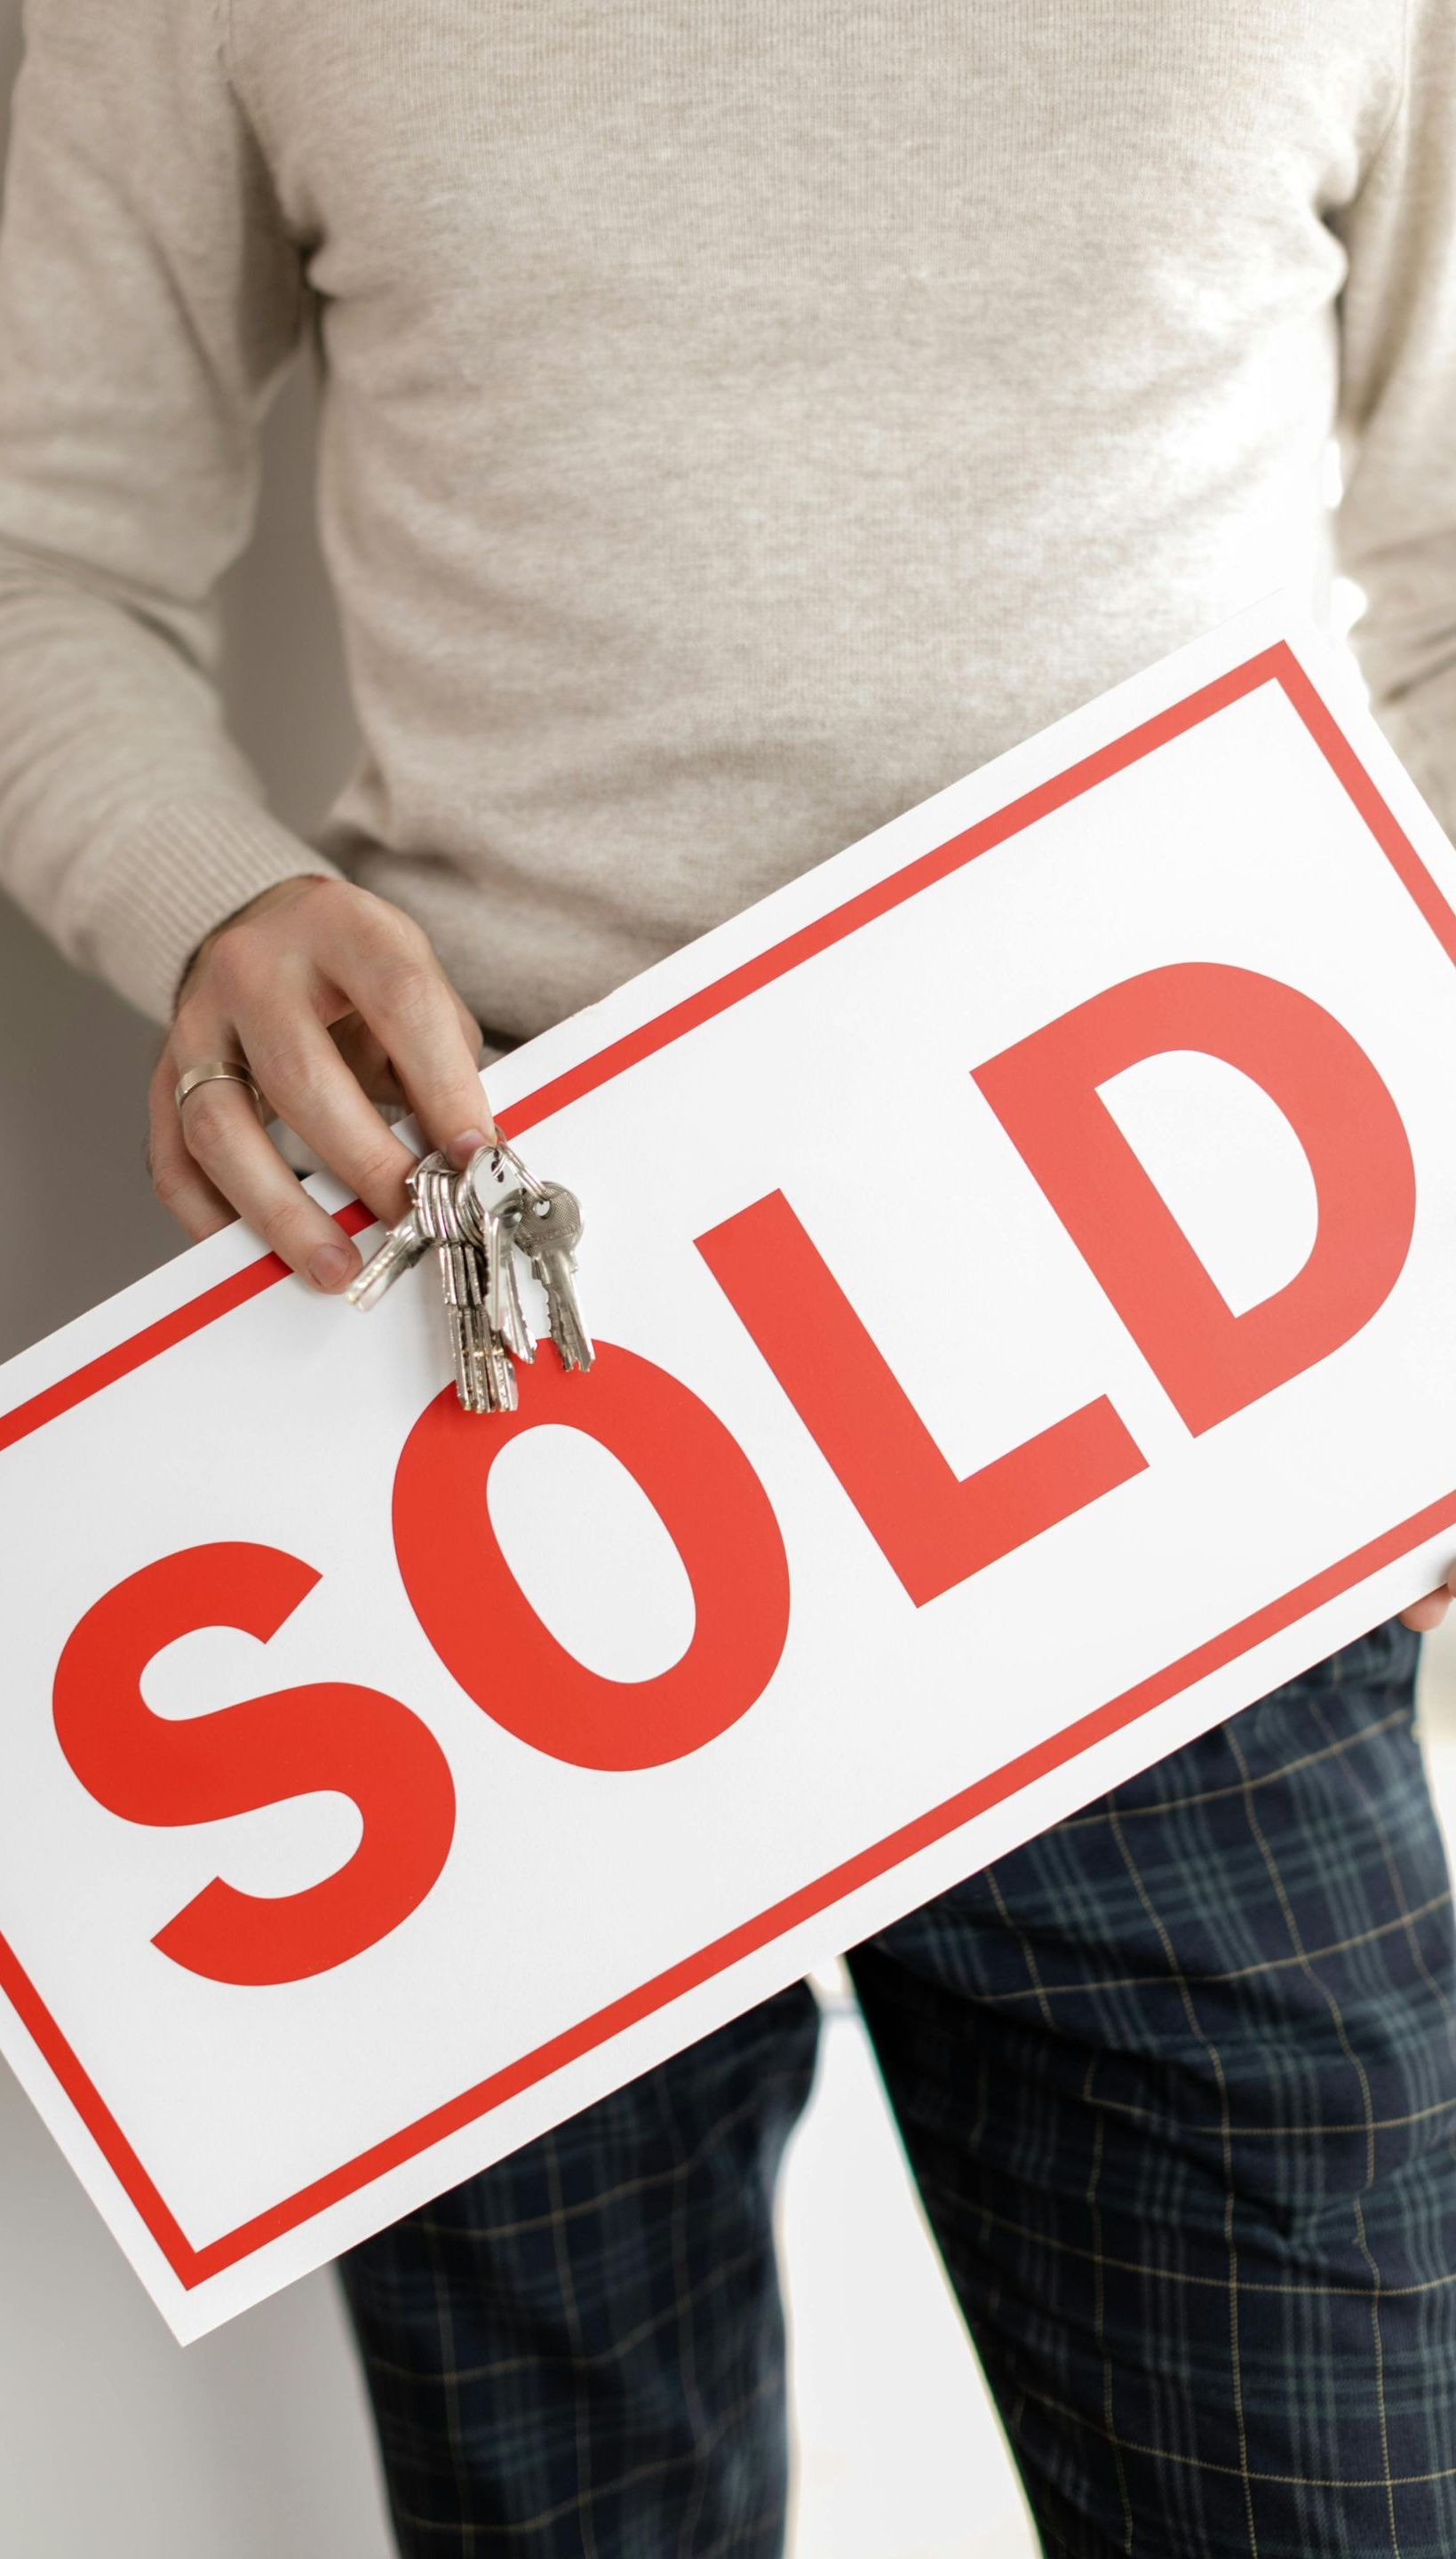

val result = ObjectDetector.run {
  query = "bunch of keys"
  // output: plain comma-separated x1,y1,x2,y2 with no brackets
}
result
346,1138,593,1414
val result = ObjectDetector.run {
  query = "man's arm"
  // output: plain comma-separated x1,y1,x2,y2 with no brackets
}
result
1331,0,1456,848
0,0,492,1288
0,0,341,1021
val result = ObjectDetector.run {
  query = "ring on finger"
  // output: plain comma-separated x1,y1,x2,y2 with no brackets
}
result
174,1058,268,1123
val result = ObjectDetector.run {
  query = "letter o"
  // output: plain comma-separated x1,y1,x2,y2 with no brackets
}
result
392,1344,791,1771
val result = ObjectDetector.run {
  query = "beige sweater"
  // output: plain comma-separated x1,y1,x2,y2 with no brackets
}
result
0,0,1453,1040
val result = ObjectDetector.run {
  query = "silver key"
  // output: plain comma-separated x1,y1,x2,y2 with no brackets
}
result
423,1160,511,1415
345,1149,449,1309
484,1200,535,1364
448,1164,525,1413
440,1182,485,1413
456,1163,529,1392
515,1184,593,1372
461,1160,535,1364
473,1220,521,1415
410,1160,465,1398
345,1208,428,1311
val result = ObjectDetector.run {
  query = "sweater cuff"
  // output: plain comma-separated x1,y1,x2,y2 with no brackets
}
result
64,795,346,1023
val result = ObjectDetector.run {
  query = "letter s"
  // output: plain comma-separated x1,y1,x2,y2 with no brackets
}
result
52,1543,457,1988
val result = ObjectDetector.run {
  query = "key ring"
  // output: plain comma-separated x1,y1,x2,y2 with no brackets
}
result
478,1136,548,1201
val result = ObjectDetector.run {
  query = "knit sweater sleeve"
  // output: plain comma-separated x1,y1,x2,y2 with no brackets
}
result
0,0,341,1024
1331,0,1456,846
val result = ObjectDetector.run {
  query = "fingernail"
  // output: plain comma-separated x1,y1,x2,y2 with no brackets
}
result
447,1128,489,1169
308,1241,354,1290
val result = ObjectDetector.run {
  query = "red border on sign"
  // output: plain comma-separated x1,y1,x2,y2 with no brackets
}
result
4,641,1454,2292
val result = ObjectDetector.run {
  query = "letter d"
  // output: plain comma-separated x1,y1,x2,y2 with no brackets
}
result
973,961,1416,1435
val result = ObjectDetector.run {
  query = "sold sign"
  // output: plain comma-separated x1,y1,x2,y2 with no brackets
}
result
4,602,1456,2340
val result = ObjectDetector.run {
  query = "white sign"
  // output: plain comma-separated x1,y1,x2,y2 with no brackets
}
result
4,597,1456,2340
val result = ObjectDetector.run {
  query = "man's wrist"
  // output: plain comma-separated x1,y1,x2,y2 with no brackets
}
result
174,873,342,1016
64,793,344,1024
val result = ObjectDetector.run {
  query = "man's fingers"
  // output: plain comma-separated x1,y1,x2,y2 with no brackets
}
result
147,1058,238,1241
345,940,494,1161
1400,1589,1452,1634
235,1005,425,1226
174,1077,362,1290
1399,1559,1456,1632
159,883,490,1282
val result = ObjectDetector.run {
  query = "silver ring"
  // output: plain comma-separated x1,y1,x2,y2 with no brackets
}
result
174,1059,267,1121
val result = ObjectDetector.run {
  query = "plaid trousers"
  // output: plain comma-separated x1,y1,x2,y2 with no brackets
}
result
340,1619,1456,2556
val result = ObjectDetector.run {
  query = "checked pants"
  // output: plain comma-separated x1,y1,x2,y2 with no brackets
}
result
340,1620,1456,2556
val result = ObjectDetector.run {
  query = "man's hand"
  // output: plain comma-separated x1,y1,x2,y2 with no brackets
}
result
148,875,494,1291
1401,1571,1456,1636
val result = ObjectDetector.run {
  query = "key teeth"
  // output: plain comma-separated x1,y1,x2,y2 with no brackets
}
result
551,1313,594,1373
480,1343,518,1413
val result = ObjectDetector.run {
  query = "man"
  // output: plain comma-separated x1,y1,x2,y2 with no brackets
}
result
2,2,1455,2549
